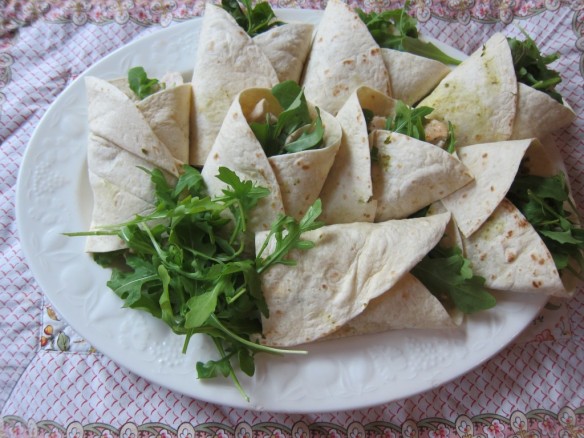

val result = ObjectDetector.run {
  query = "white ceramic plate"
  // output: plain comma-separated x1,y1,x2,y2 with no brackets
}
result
15,9,547,413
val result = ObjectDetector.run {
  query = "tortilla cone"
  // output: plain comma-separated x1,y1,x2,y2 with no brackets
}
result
268,108,343,220
190,4,279,166
301,0,390,115
370,130,474,221
201,90,285,236
255,213,451,347
440,139,536,238
253,22,314,83
319,86,396,224
326,273,460,339
85,77,186,252
511,83,576,140
418,33,517,147
381,48,451,105
462,198,568,296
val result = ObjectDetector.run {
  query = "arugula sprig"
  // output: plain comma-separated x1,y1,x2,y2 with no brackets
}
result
385,100,434,141
411,245,496,314
507,29,563,103
507,172,584,279
128,66,163,100
365,100,456,150
250,80,325,157
70,165,324,400
356,2,461,65
221,0,283,36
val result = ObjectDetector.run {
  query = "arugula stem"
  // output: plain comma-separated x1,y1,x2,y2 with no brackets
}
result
212,337,250,402
208,314,307,356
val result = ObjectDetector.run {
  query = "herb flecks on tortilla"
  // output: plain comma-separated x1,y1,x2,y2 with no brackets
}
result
411,245,496,314
507,172,584,279
221,0,283,37
507,30,563,103
128,66,163,100
356,2,461,65
250,80,325,157
70,165,324,400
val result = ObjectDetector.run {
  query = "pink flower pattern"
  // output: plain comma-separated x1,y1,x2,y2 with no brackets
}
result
483,420,506,438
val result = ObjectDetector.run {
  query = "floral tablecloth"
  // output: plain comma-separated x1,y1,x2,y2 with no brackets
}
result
1,0,583,435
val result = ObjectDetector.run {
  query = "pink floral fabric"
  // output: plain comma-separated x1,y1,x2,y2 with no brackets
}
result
1,0,583,432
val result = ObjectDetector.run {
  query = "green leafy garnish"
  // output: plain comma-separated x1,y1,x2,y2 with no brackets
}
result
221,0,283,36
128,66,162,100
507,172,584,279
445,122,456,154
507,30,562,103
250,80,325,157
356,2,461,65
385,100,434,141
412,245,496,314
69,165,324,400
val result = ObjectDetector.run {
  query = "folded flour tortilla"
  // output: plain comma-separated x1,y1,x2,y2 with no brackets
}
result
190,4,279,166
417,33,517,147
201,87,341,232
462,198,568,296
370,130,474,221
85,76,189,252
441,138,577,296
301,0,391,115
327,273,460,339
511,82,576,140
256,213,451,346
319,86,395,224
253,22,314,83
381,48,451,106
440,139,536,237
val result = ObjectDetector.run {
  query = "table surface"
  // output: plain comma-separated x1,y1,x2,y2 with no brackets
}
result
1,0,583,434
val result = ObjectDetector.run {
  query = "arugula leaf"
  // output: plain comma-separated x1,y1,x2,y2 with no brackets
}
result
356,2,461,65
385,100,433,141
221,0,283,36
507,173,584,279
256,199,324,273
72,165,318,400
250,81,325,156
128,66,162,100
411,245,496,314
507,29,563,103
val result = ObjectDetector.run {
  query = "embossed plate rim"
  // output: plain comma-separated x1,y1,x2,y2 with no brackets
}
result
15,9,548,413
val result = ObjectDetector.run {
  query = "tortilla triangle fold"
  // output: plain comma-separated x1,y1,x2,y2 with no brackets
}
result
190,3,279,166
440,139,535,237
326,273,460,339
371,130,474,221
381,48,451,105
511,82,576,140
253,22,314,83
85,77,189,252
301,0,390,115
417,32,517,147
462,198,567,296
256,213,451,346
319,87,392,224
